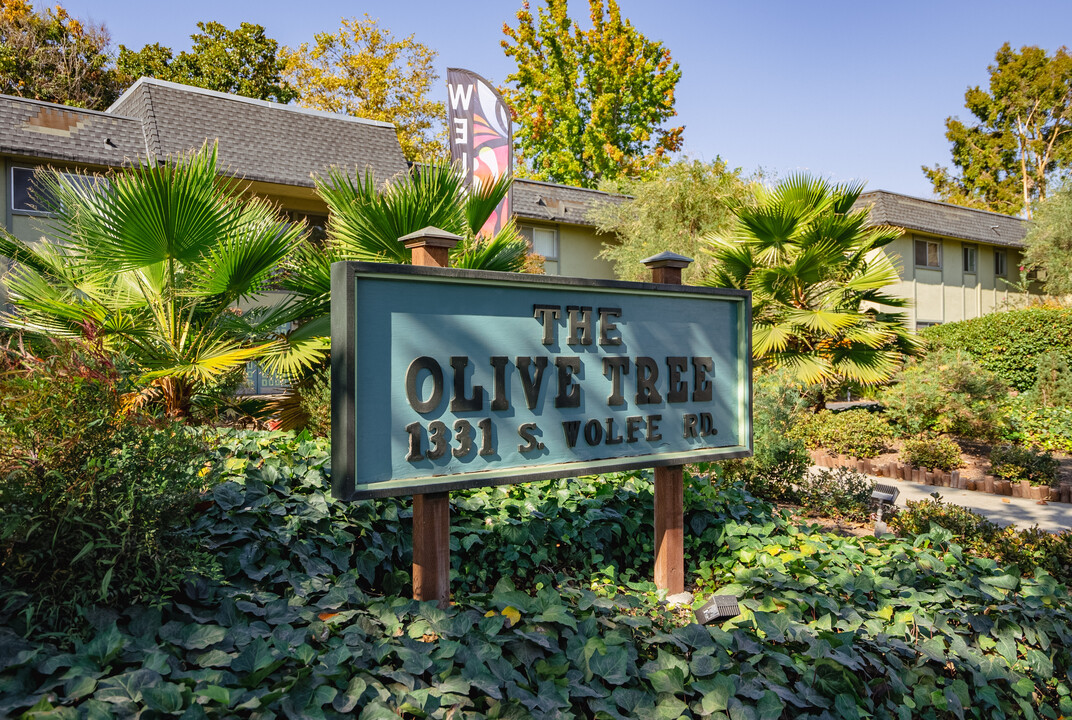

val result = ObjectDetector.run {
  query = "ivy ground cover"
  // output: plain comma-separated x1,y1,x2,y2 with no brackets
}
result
2,431,1071,719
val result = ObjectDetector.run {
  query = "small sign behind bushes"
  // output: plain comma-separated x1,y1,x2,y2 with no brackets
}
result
331,263,751,499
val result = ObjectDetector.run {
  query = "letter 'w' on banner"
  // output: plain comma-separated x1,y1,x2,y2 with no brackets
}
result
446,68,513,237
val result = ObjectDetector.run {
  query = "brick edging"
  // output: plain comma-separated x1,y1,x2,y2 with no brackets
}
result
808,449,1072,503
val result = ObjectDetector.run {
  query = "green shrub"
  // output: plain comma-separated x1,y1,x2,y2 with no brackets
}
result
795,466,875,521
0,342,217,634
890,495,1072,584
901,436,963,471
720,436,811,504
789,408,892,458
881,349,1008,440
1025,349,1072,408
718,367,811,501
1003,397,1072,453
990,444,1059,486
922,306,1072,391
0,340,119,472
298,370,331,437
889,495,998,540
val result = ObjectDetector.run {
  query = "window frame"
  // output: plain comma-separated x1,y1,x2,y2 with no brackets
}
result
914,238,942,269
995,249,1008,277
10,166,54,217
519,224,560,273
10,165,107,217
962,244,977,275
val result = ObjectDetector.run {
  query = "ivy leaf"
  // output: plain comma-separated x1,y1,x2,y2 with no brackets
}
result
175,624,228,650
701,675,735,714
332,677,367,713
84,624,127,665
535,605,578,631
588,645,630,686
141,683,185,714
757,690,785,720
647,667,684,695
654,696,688,720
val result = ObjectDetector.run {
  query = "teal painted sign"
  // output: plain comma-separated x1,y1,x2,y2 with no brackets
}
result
331,263,752,500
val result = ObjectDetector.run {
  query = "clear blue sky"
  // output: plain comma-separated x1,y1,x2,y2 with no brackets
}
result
62,0,1072,197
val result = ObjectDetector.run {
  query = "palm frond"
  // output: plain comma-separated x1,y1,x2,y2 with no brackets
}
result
140,340,272,383
767,350,834,385
451,221,530,272
191,205,303,300
784,308,860,334
465,172,514,236
752,321,795,356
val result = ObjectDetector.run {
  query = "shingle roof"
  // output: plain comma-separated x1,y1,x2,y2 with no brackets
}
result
853,190,1027,248
513,178,628,226
0,94,145,167
108,78,410,187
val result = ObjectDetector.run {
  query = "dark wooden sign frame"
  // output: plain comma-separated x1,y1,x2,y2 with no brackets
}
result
330,261,753,502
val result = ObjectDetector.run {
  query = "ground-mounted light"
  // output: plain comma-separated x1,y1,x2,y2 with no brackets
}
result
873,482,900,536
694,595,741,624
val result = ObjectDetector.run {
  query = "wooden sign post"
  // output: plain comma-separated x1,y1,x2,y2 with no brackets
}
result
402,227,461,608
642,252,693,596
330,243,751,608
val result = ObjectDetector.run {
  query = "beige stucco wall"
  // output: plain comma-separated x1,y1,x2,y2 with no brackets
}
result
556,224,616,279
882,231,1033,329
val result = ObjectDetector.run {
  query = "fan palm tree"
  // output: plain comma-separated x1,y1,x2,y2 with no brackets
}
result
266,161,532,430
279,161,531,324
704,174,920,394
0,144,325,418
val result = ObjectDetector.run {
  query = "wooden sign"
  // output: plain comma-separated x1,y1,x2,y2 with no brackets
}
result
331,262,752,501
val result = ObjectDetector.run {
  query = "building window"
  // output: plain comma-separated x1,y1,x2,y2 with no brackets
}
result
963,244,977,274
914,239,941,268
915,321,941,330
519,225,559,275
11,166,106,215
995,249,1008,277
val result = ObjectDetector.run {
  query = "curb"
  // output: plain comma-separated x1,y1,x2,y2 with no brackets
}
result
809,449,1071,503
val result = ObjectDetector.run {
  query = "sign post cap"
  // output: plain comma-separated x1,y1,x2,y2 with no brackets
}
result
401,226,463,250
641,251,694,270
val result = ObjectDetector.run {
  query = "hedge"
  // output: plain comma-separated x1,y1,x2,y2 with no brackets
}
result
922,307,1072,391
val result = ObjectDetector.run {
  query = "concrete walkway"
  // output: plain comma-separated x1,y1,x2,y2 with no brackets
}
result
881,476,1072,532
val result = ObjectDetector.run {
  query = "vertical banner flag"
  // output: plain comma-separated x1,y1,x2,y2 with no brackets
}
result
447,68,513,236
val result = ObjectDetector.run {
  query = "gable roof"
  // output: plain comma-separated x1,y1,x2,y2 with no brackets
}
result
512,178,627,227
854,190,1027,248
3,80,628,228
0,94,145,167
107,78,409,187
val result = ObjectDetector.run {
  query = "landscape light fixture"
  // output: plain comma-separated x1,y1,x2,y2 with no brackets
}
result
694,595,741,624
872,483,900,536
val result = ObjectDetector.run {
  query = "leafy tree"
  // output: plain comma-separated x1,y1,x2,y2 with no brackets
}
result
501,0,683,188
1024,181,1072,294
281,16,446,162
0,145,323,418
923,44,1072,218
590,158,752,282
0,0,121,110
117,21,297,103
704,174,920,394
